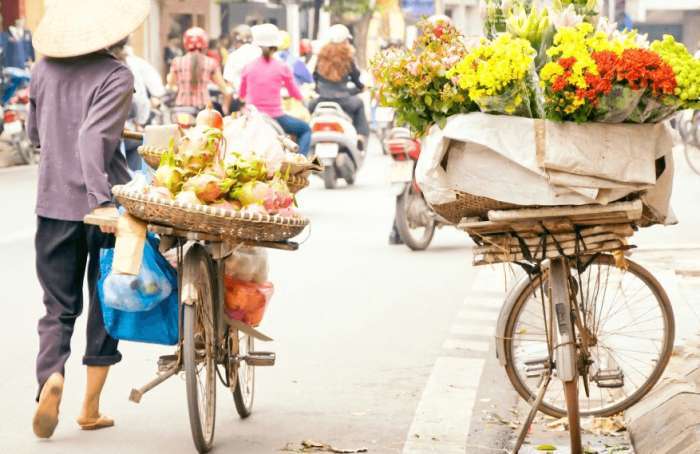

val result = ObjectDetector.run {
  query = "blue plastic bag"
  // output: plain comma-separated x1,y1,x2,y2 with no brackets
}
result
98,233,179,345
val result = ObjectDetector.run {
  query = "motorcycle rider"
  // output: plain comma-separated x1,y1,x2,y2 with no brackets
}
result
310,24,369,148
167,27,230,113
277,30,314,86
239,24,312,156
121,45,166,170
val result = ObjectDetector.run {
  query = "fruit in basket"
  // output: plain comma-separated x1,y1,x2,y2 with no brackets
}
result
263,179,294,214
178,125,223,172
174,190,202,205
153,151,183,193
182,173,223,203
148,186,173,200
210,199,242,211
196,106,224,130
232,180,269,207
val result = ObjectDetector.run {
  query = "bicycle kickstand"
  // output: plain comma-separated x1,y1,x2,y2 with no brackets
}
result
511,370,552,454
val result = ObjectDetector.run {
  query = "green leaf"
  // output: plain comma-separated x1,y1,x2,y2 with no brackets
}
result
535,445,557,452
424,95,433,107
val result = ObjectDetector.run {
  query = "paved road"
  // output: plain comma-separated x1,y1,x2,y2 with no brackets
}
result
0,141,483,453
2,140,699,454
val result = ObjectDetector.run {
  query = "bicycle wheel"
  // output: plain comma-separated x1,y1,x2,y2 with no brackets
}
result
395,185,436,251
231,330,255,418
183,248,217,453
504,254,675,417
684,144,700,176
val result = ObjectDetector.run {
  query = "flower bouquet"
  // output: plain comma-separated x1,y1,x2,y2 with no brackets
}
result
370,19,474,135
651,35,700,111
448,34,542,118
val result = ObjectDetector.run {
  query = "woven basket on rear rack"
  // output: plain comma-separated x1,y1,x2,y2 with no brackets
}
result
113,186,309,242
431,191,523,224
138,146,167,169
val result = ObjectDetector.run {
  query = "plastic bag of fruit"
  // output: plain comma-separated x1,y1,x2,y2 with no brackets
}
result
224,278,274,326
224,246,268,283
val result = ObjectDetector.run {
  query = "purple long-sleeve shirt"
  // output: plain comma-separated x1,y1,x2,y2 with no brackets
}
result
28,53,134,221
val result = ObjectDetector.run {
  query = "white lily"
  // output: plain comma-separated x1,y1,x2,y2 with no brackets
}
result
596,17,618,37
550,5,583,30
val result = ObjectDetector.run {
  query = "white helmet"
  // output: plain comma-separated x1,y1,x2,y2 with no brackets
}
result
251,23,281,48
328,24,351,44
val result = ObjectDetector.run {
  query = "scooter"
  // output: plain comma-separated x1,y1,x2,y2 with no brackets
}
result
385,127,442,251
372,103,395,155
310,102,365,189
2,86,37,165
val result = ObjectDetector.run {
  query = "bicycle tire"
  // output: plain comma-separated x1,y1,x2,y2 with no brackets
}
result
395,185,435,251
684,144,700,176
232,333,255,418
183,249,217,453
503,254,675,417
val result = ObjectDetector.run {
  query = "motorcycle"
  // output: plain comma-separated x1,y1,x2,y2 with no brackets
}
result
310,101,365,189
2,86,37,165
372,103,395,155
385,127,442,251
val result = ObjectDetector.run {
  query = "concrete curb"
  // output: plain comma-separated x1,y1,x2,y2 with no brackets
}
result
625,337,700,454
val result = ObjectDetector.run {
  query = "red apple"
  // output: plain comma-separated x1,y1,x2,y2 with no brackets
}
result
196,106,223,130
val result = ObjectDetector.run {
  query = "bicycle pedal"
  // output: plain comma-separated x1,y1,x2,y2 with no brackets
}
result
157,354,178,372
244,351,276,367
592,369,624,388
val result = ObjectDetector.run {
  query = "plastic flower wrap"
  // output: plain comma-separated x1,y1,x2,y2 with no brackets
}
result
482,0,510,39
617,49,678,123
448,33,542,117
541,22,657,122
650,35,700,109
371,19,474,134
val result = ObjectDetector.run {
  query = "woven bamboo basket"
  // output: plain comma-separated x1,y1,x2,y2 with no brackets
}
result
431,191,523,224
138,146,167,169
286,174,310,193
113,186,309,242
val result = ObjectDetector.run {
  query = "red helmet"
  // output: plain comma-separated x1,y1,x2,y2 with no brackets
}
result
299,38,312,56
183,27,208,52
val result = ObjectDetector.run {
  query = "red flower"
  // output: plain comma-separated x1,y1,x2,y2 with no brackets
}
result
614,49,676,96
559,57,576,70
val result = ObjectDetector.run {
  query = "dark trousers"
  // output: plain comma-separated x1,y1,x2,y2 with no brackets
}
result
35,217,121,397
310,95,370,137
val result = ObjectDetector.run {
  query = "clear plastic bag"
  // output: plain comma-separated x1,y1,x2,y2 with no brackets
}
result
475,69,543,119
223,278,274,327
627,95,681,124
224,246,268,284
100,233,174,312
593,85,644,123
223,108,286,176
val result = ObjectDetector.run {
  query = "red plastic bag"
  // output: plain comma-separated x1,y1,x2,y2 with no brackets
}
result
223,276,274,326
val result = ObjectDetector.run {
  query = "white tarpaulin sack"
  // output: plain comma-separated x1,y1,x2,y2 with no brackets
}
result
415,113,675,224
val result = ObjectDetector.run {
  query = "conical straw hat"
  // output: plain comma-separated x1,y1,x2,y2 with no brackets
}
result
34,0,150,58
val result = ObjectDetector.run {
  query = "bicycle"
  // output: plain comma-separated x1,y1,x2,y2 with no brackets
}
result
677,109,700,175
85,218,294,453
463,200,675,453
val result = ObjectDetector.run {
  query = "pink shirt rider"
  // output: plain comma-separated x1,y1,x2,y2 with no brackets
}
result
239,56,303,118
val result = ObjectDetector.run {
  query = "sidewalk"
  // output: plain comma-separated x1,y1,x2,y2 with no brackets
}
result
623,265,700,454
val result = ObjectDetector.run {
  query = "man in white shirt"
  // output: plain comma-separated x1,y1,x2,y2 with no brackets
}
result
223,24,261,91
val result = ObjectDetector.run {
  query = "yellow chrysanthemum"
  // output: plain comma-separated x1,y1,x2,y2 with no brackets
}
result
448,33,535,104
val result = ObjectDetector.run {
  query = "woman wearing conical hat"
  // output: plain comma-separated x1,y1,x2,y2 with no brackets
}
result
28,0,150,439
